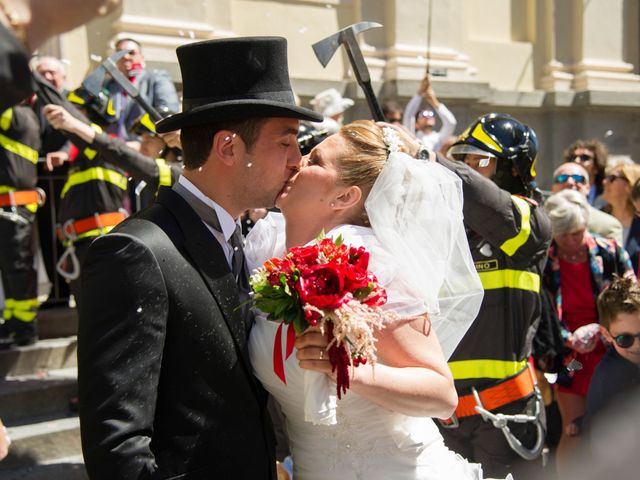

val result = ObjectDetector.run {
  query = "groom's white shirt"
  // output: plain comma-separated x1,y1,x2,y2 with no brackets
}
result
178,175,239,268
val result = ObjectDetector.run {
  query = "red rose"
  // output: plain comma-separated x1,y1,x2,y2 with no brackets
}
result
289,244,319,269
348,246,370,271
344,264,370,291
296,263,350,309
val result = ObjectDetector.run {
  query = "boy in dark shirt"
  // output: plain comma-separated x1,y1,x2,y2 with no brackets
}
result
585,277,640,427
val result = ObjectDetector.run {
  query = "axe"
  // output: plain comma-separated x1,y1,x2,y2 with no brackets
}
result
100,51,164,122
312,22,385,122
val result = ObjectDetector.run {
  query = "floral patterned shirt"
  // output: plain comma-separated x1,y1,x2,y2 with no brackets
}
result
543,233,636,330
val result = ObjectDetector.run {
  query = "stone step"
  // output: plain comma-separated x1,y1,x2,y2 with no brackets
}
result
0,368,77,423
0,456,87,480
38,307,78,340
0,337,77,378
0,416,81,472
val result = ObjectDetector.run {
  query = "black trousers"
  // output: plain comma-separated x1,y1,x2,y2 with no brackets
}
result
36,170,70,303
0,209,38,322
438,396,545,480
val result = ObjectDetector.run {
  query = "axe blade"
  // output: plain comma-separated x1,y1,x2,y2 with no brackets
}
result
312,21,382,67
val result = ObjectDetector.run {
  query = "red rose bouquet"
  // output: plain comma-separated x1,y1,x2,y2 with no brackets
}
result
250,234,387,399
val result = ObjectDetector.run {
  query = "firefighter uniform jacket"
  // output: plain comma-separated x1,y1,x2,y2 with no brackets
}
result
57,126,128,226
0,106,40,197
437,155,552,394
89,132,181,193
0,106,42,326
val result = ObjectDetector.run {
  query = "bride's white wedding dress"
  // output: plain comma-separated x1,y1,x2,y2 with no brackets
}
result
247,213,492,480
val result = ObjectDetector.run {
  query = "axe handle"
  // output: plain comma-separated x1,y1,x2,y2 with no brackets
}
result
131,94,164,123
360,81,386,122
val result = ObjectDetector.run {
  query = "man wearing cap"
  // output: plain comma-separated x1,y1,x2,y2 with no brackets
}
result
77,37,322,480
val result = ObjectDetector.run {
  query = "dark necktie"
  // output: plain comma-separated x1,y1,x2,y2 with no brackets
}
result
173,182,247,286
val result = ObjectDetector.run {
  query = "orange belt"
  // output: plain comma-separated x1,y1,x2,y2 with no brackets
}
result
57,212,126,241
0,190,41,208
441,366,535,426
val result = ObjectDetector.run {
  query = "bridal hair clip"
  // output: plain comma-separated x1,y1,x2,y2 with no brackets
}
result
382,127,401,154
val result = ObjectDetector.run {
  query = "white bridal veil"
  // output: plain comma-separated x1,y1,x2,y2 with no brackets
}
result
364,146,483,359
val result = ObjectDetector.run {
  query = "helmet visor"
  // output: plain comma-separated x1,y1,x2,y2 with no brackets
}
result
448,144,498,161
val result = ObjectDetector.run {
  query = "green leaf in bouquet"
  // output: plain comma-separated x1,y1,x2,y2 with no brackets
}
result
315,229,326,242
292,309,309,334
353,285,374,300
334,233,343,247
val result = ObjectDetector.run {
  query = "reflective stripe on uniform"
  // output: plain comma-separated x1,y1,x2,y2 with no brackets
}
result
83,124,104,160
478,269,540,293
3,298,39,322
448,358,529,380
0,132,39,164
62,225,118,246
1,108,12,131
155,158,172,188
500,196,532,256
60,167,128,198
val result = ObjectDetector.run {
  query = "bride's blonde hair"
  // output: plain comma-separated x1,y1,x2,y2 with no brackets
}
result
337,120,409,225
338,120,409,192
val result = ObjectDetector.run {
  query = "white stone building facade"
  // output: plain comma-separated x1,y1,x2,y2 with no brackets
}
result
38,0,640,187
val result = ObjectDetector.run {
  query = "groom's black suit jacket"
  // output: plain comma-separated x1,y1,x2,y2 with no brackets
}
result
78,187,276,480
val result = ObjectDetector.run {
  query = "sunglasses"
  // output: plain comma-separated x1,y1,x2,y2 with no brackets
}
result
605,173,628,183
613,332,640,348
554,174,586,185
571,153,594,162
417,110,435,119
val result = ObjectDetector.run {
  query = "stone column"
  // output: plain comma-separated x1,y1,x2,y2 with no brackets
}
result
537,0,575,91
571,0,640,91
380,0,474,83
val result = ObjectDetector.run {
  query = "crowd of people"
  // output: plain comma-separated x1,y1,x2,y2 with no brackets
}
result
1,2,640,479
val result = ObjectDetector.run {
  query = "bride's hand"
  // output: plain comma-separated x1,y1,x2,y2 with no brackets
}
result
294,327,333,376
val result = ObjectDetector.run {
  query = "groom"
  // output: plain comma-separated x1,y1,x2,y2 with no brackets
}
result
77,37,321,479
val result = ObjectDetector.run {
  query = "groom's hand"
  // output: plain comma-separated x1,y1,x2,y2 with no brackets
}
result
294,327,333,376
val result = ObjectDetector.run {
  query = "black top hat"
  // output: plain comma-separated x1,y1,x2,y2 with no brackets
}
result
156,37,322,133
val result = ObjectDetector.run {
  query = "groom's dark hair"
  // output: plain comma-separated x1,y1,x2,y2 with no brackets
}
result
180,117,268,169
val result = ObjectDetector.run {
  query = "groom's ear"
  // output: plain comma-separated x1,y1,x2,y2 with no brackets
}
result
334,185,362,210
212,130,238,167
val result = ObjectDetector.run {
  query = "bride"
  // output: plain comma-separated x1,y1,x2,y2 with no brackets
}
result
246,120,501,479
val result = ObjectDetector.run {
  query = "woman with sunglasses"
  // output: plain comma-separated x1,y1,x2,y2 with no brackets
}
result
602,163,640,275
542,189,635,478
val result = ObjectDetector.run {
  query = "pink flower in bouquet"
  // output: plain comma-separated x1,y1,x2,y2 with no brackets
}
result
297,263,350,309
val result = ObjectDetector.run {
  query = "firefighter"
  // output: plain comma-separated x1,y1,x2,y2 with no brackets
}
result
44,106,182,212
431,113,553,478
42,95,183,304
44,87,129,307
0,104,43,348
